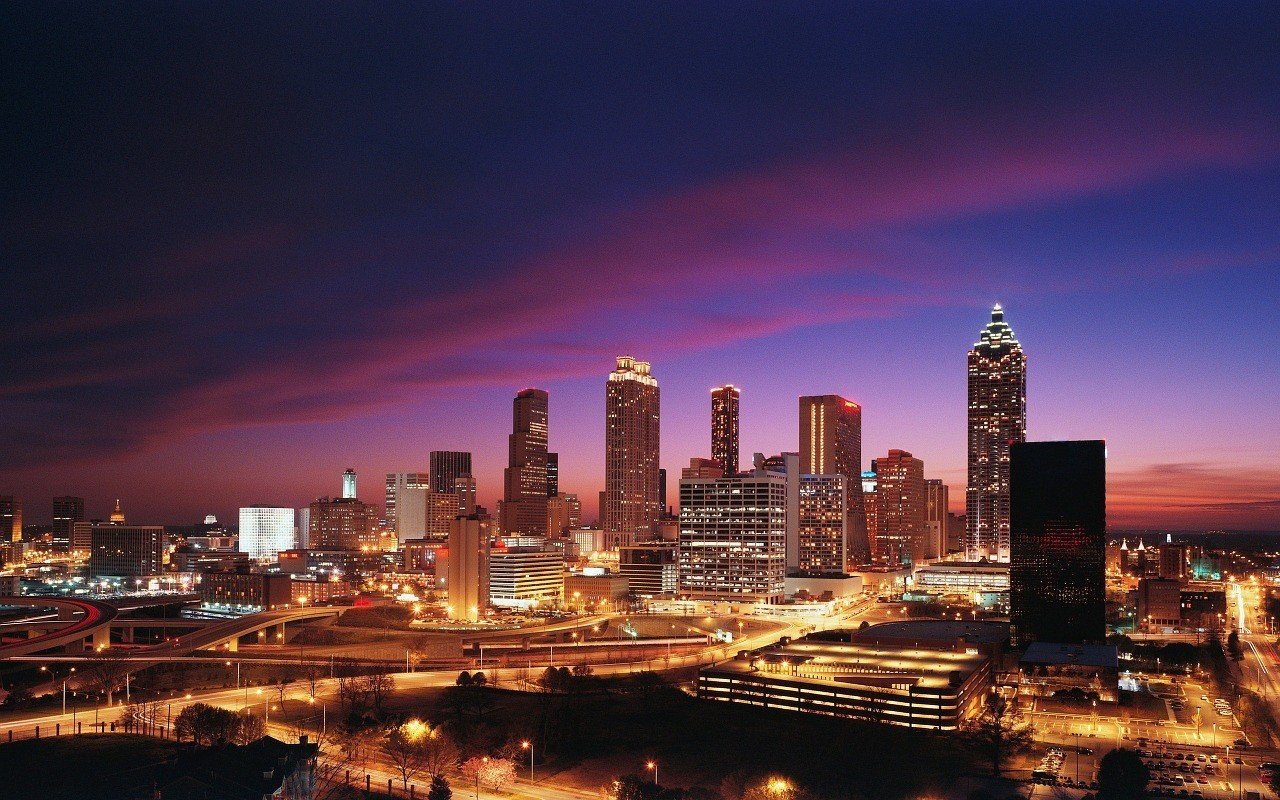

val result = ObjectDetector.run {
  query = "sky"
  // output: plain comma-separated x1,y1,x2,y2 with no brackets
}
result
4,3,1279,531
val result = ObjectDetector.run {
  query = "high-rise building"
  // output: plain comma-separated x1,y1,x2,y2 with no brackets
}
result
873,450,926,566
425,491,460,541
501,388,549,537
342,468,358,500
0,496,20,551
454,475,477,516
51,496,84,551
1159,544,1187,582
385,473,426,531
966,304,1027,562
446,514,491,622
658,468,667,513
604,356,661,546
1009,440,1106,645
681,457,724,480
88,524,164,578
678,470,787,602
546,452,559,497
430,451,473,494
861,470,878,548
924,480,949,561
796,474,848,574
799,395,868,564
711,385,740,475
547,493,581,537
239,506,296,561
308,497,379,551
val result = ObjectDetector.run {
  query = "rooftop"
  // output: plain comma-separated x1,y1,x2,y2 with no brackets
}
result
1020,641,1119,669
853,619,1010,645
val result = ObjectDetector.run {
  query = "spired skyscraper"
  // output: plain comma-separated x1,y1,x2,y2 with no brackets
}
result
966,304,1027,562
604,356,661,548
501,388,550,537
710,385,740,475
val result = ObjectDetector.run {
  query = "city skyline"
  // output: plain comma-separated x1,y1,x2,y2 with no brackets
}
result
5,5,1279,531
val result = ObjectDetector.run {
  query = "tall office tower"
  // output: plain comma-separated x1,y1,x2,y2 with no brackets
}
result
924,480,949,561
424,491,460,541
678,470,787,602
308,497,379,550
447,514,491,622
501,388,550,537
430,451,473,494
873,450,926,566
297,507,311,549
1158,543,1187,582
604,356,661,546
385,472,427,532
0,496,20,544
239,506,296,561
711,385,740,475
342,468,357,499
396,486,428,543
796,474,848,574
799,395,868,564
547,493,581,537
658,468,667,513
1009,440,1106,645
966,304,1027,562
946,512,966,554
109,498,125,525
754,452,800,573
51,496,84,551
546,452,559,497
861,470,878,554
88,524,164,578
454,475,477,516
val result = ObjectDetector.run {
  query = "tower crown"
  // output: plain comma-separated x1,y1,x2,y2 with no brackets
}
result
973,303,1021,353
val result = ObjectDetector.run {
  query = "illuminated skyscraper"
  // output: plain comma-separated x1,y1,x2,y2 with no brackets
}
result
924,479,949,561
711,385,740,475
342,468,357,500
0,496,20,544
796,474,848,574
678,471,787,602
604,356,661,547
547,493,581,537
308,497,378,550
501,388,549,536
52,496,84,551
799,395,868,565
447,514,491,622
966,304,1027,562
873,449,926,566
239,506,296,561
546,452,559,497
430,451,472,494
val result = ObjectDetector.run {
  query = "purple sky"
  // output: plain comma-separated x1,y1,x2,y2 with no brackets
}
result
4,3,1279,530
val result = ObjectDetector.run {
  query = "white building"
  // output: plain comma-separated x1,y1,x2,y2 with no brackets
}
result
488,547,563,609
678,471,787,603
238,506,296,561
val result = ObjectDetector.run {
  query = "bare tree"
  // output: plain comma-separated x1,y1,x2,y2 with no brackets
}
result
960,692,1034,777
362,669,395,717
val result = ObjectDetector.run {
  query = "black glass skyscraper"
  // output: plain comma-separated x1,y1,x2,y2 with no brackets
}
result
1009,440,1106,645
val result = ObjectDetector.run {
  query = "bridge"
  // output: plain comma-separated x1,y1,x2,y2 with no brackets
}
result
0,596,119,657
143,605,348,654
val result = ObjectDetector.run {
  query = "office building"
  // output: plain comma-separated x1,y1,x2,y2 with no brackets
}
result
565,571,629,606
1159,544,1187,581
488,546,563,609
604,356,661,545
447,515,491,622
430,451,473,494
51,496,84,551
619,543,679,597
569,528,606,557
308,497,379,551
238,506,296,561
501,388,549,537
395,486,428,542
924,480,948,561
1009,440,1106,645
1137,577,1182,630
966,304,1027,562
796,474,848,574
913,562,1011,593
547,493,581,537
711,385,740,475
681,457,724,479
658,468,667,513
342,468,357,500
200,571,294,611
454,475,477,516
862,470,878,551
799,395,868,564
0,496,21,544
756,452,801,572
678,470,787,603
88,524,164,578
946,512,966,555
385,473,427,532
873,450,926,567
546,452,559,497
277,548,383,580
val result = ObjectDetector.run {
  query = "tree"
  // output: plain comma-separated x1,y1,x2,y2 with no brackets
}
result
606,775,648,800
472,671,488,686
235,710,266,744
275,676,295,705
363,669,395,717
460,757,516,792
960,692,1034,777
1097,748,1150,800
384,721,430,789
741,776,806,800
427,775,452,800
173,703,248,745
1228,630,1245,661
82,655,128,705
456,671,473,687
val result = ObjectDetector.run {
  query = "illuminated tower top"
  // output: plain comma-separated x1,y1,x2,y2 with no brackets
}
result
109,498,126,525
342,468,357,500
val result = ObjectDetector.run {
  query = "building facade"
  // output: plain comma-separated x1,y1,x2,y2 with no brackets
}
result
238,506,296,561
446,515,491,622
430,451,473,494
385,472,427,533
0,496,21,544
88,525,164,577
604,356,661,546
307,497,379,551
547,492,581,537
1009,440,1105,645
711,385,740,475
799,396,867,564
924,480,948,561
342,468,357,500
502,388,550,537
488,546,562,609
51,495,84,551
966,304,1027,562
620,543,679,597
678,473,787,603
796,474,848,574
873,450,926,567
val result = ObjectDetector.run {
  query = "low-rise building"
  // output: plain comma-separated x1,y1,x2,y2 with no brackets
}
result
913,562,1010,594
488,546,562,609
1018,642,1119,701
619,543,678,597
564,571,629,607
199,570,294,611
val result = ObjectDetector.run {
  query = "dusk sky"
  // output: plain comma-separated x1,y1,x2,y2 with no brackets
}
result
5,3,1279,530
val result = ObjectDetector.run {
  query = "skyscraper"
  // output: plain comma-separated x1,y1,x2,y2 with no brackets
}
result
239,506,296,561
385,472,427,532
52,496,84,551
966,304,1027,562
924,479,949,561
796,474,848,574
0,496,20,544
546,452,559,497
873,449,926,566
604,356,661,546
501,388,549,537
547,493,581,537
447,514,491,622
308,497,379,550
1009,440,1106,645
454,475,477,516
342,468,358,500
678,471,787,602
711,385,740,475
429,451,472,494
799,395,868,566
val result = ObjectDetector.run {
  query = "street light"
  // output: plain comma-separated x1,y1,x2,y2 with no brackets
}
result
646,760,658,786
521,739,534,781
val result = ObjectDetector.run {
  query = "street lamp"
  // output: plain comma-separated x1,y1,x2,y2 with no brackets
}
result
646,760,658,786
521,739,534,781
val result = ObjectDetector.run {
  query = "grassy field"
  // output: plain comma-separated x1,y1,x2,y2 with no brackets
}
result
0,734,184,799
